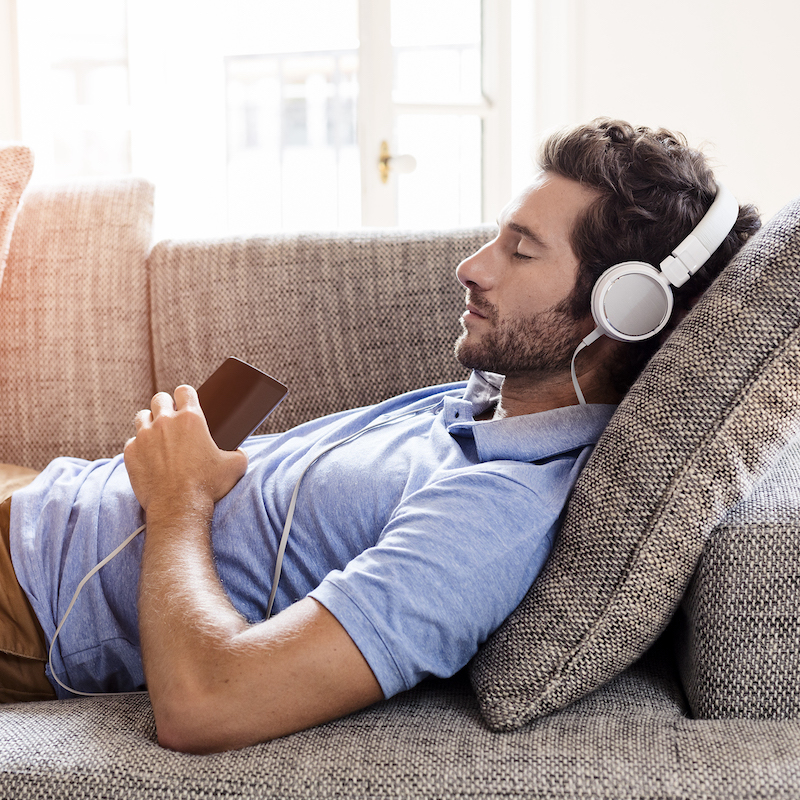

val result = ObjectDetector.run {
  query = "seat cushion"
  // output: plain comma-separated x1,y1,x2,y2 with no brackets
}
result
470,195,800,730
3,645,800,799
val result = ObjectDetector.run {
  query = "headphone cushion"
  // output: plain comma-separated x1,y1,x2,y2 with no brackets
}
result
590,262,674,342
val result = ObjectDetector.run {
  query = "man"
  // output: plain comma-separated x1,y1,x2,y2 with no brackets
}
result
2,119,760,753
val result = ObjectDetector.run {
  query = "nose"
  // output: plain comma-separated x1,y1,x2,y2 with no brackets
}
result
456,238,496,290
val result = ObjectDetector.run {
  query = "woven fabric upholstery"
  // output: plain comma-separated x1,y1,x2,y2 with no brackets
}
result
2,646,800,799
471,196,800,730
149,228,493,430
0,143,34,289
0,178,155,469
678,432,800,719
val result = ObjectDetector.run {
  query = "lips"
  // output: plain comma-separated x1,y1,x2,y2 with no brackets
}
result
464,303,487,320
463,292,494,323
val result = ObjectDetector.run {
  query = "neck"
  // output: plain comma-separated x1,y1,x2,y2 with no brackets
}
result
492,373,619,418
490,342,624,418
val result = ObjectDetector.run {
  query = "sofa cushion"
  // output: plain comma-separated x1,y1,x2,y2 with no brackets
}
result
0,178,155,468
470,195,800,729
148,228,494,432
3,646,800,799
0,143,34,290
677,431,800,719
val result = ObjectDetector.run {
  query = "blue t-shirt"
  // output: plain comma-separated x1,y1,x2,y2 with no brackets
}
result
11,371,615,699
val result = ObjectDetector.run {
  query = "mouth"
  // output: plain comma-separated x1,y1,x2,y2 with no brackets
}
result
463,292,494,323
463,304,487,321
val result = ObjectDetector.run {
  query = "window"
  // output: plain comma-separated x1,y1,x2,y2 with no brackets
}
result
13,0,531,237
226,50,360,232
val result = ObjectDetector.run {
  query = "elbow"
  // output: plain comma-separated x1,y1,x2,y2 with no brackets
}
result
150,682,248,755
152,695,216,754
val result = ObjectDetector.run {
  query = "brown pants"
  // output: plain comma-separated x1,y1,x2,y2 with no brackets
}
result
0,466,57,702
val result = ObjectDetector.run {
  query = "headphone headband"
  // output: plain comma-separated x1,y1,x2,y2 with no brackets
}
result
659,183,739,288
588,183,739,344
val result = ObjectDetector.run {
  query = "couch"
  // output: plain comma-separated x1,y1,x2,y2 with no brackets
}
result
1,142,800,798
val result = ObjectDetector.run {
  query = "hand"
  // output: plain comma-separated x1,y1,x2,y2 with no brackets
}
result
124,385,248,515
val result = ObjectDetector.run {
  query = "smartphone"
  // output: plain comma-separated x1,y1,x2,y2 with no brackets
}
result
197,357,288,450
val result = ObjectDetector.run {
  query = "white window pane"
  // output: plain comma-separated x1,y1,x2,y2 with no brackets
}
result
226,49,360,233
394,47,481,104
396,114,482,229
391,0,481,47
54,128,131,178
49,0,127,62
391,0,482,105
219,0,358,54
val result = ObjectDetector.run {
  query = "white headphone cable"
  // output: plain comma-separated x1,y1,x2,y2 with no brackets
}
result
48,522,147,698
570,327,603,406
264,401,439,618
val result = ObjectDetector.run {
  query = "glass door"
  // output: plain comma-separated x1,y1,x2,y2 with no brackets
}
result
359,0,490,228
15,0,510,236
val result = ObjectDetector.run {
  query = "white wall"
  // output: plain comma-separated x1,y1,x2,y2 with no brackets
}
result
538,0,800,219
3,0,798,220
0,0,21,141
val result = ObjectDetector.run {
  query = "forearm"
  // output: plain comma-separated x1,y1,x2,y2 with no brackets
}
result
139,505,384,753
138,495,249,722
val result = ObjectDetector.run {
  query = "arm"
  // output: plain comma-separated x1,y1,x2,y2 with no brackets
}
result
123,386,383,754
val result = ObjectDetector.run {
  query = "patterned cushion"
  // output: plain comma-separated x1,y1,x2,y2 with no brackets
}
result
148,228,494,433
0,178,155,468
470,195,800,729
3,648,800,799
677,432,800,718
0,143,34,289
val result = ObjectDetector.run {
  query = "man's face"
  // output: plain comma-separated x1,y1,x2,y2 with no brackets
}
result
454,173,598,377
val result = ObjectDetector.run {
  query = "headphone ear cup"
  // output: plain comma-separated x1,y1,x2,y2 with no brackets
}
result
590,262,674,342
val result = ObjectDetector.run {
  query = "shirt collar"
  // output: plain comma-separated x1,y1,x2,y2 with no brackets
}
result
448,370,616,462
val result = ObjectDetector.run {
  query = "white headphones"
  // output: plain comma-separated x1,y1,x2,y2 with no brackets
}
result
571,184,739,405
586,183,739,344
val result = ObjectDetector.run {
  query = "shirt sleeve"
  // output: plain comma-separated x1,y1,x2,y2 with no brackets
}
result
309,453,584,698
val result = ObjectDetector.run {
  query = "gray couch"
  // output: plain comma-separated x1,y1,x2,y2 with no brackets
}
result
1,172,799,799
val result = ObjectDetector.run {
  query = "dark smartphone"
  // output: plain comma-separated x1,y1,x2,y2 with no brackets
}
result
197,357,288,450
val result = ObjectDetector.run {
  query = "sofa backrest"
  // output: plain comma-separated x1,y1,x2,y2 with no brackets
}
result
147,228,494,434
0,178,155,469
0,172,494,465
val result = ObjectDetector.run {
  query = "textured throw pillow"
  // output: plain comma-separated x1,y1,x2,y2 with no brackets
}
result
470,195,800,730
0,143,34,289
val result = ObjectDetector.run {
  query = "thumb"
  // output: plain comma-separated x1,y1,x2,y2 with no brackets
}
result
207,447,249,504
223,446,249,484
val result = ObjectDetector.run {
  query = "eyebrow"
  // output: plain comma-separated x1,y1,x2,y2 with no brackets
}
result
506,220,550,250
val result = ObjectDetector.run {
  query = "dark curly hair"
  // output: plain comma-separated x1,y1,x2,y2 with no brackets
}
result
539,118,762,393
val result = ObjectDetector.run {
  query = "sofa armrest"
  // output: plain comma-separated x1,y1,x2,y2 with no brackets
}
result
676,435,800,718
0,178,155,468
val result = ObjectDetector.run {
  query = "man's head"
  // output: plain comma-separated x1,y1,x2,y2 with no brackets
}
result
456,118,762,396
538,117,762,392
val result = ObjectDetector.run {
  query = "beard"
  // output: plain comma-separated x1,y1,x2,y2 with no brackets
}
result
454,291,584,377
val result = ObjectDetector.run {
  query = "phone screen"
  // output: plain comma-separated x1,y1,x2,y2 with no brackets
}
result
197,357,288,450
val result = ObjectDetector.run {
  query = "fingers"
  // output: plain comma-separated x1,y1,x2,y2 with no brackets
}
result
135,387,199,429
173,384,200,410
151,390,177,416
133,390,180,434
134,408,152,433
